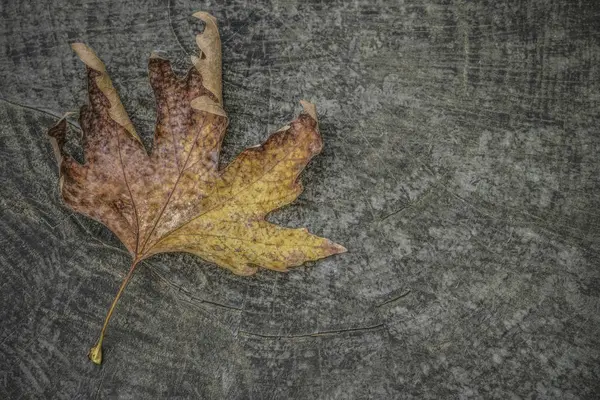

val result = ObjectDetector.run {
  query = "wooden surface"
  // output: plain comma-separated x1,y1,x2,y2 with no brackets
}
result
1,0,599,398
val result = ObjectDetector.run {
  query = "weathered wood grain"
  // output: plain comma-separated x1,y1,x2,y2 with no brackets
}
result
1,0,599,398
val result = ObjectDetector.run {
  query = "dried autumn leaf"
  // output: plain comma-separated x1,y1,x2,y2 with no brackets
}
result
47,12,345,364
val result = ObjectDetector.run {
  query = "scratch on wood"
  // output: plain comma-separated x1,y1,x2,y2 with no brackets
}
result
376,289,411,308
147,264,243,311
0,96,81,130
239,323,385,339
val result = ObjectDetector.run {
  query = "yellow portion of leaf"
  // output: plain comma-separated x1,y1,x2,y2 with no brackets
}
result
155,220,345,275
145,105,345,273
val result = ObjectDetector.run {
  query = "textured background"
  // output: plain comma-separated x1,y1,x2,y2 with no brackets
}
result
1,0,600,398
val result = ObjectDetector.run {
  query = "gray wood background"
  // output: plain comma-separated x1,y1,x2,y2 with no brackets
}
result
1,0,599,398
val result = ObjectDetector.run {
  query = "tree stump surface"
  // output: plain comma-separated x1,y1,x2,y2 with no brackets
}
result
1,1,599,398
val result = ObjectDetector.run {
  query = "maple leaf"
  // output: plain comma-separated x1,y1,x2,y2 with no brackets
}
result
47,12,345,364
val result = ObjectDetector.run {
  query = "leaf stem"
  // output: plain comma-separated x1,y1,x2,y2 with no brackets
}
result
88,257,140,364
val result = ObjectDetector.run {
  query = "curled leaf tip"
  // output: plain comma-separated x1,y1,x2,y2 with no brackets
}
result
71,42,141,143
190,11,222,104
300,100,318,123
192,11,217,21
70,43,106,72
